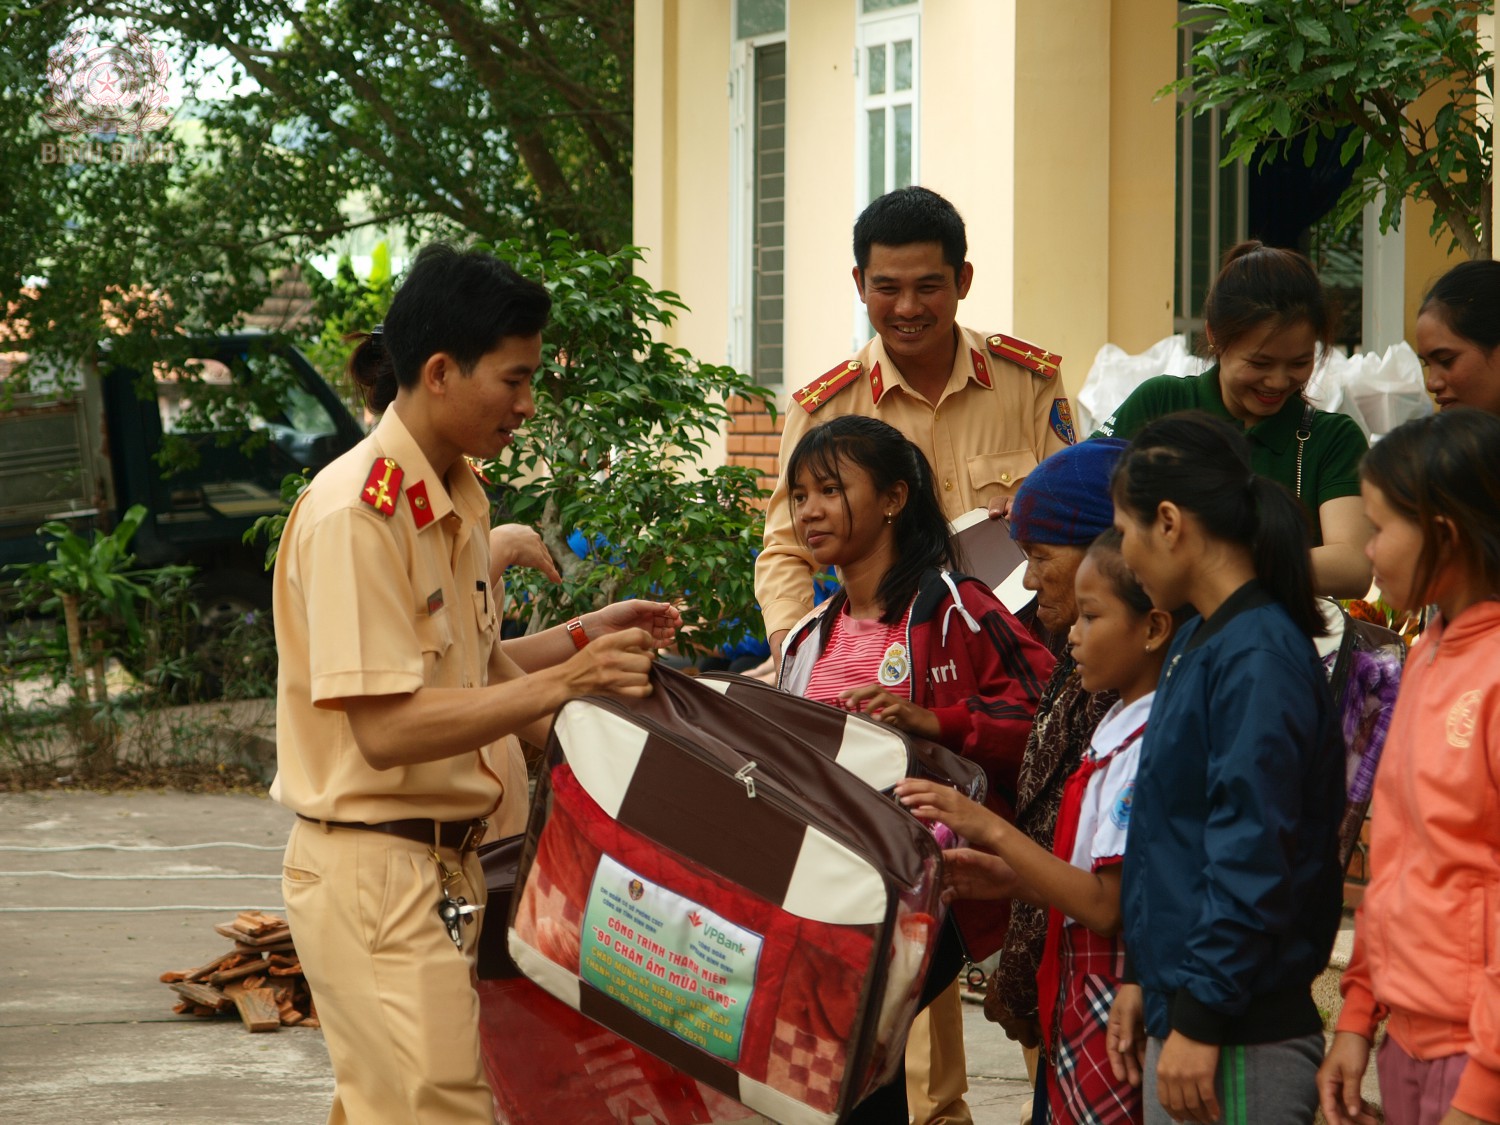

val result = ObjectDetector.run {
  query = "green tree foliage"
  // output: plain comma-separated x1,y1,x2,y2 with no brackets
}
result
0,9,268,373
482,233,776,657
303,242,395,410
1168,1,1493,257
8,5,778,658
0,1,631,368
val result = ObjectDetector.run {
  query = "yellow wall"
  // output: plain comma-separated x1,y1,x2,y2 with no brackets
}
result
1400,71,1471,343
920,1,1178,400
1404,196,1466,344
1011,1,1112,399
921,0,1018,338
633,0,673,298
633,0,734,465
1107,0,1179,353
782,0,858,388
633,0,731,347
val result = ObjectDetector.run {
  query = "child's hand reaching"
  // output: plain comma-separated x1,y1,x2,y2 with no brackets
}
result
893,778,1002,848
940,847,1020,901
839,685,940,739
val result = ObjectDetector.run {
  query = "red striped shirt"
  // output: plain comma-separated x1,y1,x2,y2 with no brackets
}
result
804,604,914,706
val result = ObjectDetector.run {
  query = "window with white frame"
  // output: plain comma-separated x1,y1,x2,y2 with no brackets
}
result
730,2,787,386
856,3,919,209
1174,4,1246,338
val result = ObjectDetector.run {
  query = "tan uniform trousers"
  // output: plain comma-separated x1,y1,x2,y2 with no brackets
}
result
905,978,973,1124
283,818,493,1125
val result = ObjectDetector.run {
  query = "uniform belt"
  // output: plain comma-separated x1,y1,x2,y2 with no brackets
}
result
297,814,487,852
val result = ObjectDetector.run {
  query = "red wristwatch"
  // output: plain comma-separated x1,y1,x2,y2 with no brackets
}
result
565,617,590,651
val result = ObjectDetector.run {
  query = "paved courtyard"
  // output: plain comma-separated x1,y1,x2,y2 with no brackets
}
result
0,790,1032,1123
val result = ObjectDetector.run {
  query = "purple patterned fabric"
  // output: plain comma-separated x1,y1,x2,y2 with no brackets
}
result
1342,647,1402,804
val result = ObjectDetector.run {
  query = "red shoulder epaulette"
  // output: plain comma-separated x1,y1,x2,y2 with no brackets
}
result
793,359,864,413
986,333,1061,380
360,456,403,517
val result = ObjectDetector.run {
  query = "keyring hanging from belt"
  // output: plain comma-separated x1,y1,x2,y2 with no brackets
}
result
431,842,482,949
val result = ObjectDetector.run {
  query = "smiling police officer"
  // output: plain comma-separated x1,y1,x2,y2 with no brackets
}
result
756,188,1074,1125
758,187,1074,659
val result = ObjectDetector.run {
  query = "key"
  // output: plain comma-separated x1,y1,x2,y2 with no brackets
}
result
437,895,464,948
437,895,482,949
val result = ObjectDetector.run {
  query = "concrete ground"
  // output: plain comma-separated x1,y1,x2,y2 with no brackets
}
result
0,790,1033,1124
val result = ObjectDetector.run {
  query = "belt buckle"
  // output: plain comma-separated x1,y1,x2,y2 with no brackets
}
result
458,818,487,854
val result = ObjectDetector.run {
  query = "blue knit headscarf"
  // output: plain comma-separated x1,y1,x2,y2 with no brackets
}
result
1009,438,1129,546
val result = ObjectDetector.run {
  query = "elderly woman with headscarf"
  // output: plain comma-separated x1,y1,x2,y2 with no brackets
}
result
985,440,1129,1069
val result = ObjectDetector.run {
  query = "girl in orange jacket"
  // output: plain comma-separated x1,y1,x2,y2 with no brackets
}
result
1319,408,1500,1125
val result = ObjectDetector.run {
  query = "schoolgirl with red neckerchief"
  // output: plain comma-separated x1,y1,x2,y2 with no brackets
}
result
899,530,1174,1124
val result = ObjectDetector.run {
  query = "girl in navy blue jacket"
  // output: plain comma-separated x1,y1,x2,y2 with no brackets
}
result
1105,412,1345,1125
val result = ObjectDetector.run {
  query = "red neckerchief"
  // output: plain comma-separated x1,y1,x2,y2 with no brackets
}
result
1036,721,1147,1052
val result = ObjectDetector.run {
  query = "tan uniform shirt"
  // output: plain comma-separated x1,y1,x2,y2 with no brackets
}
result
756,323,1073,637
270,409,529,831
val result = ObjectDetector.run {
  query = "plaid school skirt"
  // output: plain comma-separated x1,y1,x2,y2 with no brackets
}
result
1046,924,1142,1125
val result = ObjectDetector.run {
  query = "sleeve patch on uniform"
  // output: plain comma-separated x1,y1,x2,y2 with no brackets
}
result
1110,780,1134,829
360,457,403,516
1050,398,1077,445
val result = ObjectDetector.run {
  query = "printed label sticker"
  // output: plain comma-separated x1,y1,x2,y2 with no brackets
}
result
581,854,763,1062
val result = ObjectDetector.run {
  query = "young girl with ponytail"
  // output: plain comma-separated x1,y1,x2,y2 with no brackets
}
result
896,529,1175,1125
1105,411,1346,1125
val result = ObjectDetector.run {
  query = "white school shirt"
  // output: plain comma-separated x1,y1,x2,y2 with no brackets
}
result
1064,692,1153,926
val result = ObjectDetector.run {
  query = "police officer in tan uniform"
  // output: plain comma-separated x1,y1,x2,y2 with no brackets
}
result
758,188,1074,656
756,188,1075,1125
272,244,679,1124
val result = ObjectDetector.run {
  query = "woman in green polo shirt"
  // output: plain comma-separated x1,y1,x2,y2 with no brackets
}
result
1093,241,1372,598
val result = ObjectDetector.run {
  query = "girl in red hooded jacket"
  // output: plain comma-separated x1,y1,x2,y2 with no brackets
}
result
777,413,1054,1124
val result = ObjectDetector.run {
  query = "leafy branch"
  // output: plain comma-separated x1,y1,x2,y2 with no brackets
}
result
1165,0,1493,257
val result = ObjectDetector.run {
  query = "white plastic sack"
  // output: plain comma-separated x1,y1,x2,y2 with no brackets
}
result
1078,336,1432,440
1307,342,1432,439
1075,337,1208,436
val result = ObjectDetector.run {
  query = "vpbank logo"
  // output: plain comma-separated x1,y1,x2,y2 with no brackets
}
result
43,26,174,136
701,923,746,955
